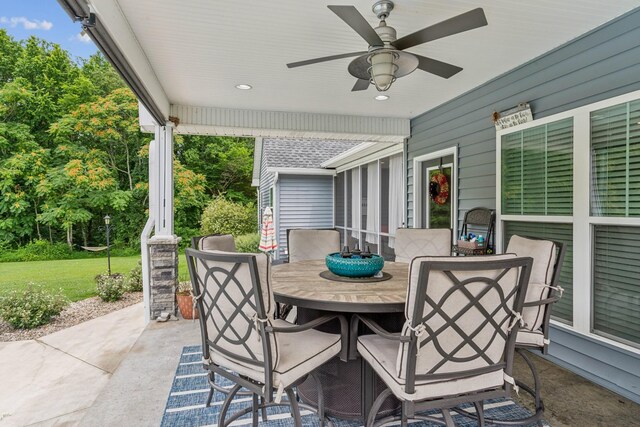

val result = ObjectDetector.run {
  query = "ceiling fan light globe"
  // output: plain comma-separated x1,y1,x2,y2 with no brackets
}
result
369,50,397,91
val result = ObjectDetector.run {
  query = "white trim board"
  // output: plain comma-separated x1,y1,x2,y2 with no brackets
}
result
412,146,458,240
265,167,336,176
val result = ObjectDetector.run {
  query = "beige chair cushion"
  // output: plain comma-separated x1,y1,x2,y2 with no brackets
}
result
213,319,341,389
394,228,452,263
197,234,236,252
506,236,556,285
506,236,557,334
358,335,504,402
517,329,545,348
398,254,519,379
288,229,340,262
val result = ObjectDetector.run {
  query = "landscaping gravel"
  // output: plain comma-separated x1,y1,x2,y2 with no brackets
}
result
0,292,143,342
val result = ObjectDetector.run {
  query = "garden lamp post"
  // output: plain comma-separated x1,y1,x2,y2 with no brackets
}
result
104,215,111,275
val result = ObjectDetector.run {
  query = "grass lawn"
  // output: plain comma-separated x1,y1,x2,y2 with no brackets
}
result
0,256,142,301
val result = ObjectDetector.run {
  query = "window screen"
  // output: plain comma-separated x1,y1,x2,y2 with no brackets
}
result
593,225,640,346
501,118,573,215
591,100,640,217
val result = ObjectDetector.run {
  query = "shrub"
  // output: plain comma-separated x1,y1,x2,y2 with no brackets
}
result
96,273,125,302
200,197,256,237
0,240,73,262
0,284,68,329
236,233,261,253
125,260,143,292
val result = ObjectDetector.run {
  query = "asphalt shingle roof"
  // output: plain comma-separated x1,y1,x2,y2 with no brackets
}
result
262,138,361,169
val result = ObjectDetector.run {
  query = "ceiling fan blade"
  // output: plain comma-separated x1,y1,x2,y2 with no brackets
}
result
328,5,383,47
414,55,463,79
287,51,367,68
393,8,488,51
352,79,370,91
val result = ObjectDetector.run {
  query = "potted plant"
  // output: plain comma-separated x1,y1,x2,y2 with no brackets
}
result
176,281,199,319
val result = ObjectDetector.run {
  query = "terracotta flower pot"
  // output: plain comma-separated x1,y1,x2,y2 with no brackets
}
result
176,292,199,319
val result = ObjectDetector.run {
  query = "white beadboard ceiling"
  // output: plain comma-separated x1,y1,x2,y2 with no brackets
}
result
111,0,639,119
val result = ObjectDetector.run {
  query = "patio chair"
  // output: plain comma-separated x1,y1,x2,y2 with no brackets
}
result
185,248,348,427
505,235,566,424
287,228,340,262
350,254,533,427
452,207,495,255
191,233,236,252
394,228,452,263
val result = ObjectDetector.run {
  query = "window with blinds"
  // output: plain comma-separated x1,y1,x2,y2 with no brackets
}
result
593,225,640,346
591,100,640,217
503,221,573,324
501,118,573,215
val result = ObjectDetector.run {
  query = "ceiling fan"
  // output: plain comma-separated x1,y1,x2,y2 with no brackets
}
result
286,1,488,92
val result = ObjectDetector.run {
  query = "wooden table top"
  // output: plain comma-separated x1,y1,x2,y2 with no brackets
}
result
271,259,409,313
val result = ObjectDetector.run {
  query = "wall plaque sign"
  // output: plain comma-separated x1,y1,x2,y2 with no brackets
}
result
492,103,533,130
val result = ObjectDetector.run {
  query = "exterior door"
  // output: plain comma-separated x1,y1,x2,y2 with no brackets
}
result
421,155,454,229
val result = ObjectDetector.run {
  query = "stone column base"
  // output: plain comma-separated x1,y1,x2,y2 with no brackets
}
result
147,235,181,320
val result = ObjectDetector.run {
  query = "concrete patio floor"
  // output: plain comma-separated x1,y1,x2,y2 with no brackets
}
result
80,318,640,427
0,303,145,427
2,306,638,426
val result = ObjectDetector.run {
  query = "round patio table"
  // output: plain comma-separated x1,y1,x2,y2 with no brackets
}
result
271,259,409,421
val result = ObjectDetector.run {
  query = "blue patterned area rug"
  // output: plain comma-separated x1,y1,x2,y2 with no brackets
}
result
161,346,546,427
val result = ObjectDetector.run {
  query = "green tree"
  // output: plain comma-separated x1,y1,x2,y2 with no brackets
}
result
0,29,21,85
37,146,130,247
176,135,255,202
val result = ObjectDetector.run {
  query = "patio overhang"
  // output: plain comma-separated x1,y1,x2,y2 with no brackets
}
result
56,0,640,324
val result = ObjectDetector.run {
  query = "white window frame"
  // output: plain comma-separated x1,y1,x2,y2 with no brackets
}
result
412,146,458,239
496,89,640,354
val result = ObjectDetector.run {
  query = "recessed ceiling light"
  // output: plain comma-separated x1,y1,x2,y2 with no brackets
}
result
235,84,252,90
375,95,389,101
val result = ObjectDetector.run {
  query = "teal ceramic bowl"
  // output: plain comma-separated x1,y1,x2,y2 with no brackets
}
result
325,253,385,278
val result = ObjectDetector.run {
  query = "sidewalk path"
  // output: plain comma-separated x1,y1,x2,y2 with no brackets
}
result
0,303,145,427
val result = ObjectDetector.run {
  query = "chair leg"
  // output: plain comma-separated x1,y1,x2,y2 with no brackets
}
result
518,349,543,412
442,408,456,427
205,371,215,406
218,384,242,427
260,396,268,421
366,388,393,427
252,393,259,427
286,388,303,427
400,401,409,427
309,372,326,426
473,401,485,427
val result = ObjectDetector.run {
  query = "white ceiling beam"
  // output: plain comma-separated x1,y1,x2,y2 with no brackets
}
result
141,105,410,142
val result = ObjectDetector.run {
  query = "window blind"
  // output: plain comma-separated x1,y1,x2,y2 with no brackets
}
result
503,221,573,324
501,118,573,215
591,99,640,217
593,225,640,346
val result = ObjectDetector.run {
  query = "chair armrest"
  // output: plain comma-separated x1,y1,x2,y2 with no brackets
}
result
349,314,409,360
266,314,349,362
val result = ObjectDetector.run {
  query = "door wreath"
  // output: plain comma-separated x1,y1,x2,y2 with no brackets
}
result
429,172,449,205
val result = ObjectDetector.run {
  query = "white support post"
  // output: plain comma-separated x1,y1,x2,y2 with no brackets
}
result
140,137,157,324
155,124,175,237
146,123,180,321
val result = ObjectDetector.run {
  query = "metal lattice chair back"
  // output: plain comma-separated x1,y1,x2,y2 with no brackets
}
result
397,254,532,393
186,249,275,370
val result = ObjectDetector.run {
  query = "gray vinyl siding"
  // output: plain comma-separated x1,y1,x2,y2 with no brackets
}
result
407,8,640,231
406,8,640,403
276,175,334,259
